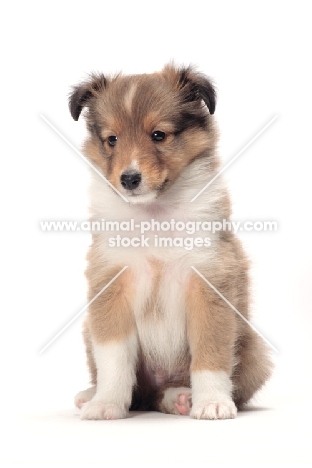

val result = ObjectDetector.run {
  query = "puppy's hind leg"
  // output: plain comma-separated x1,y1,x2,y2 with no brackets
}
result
151,376,192,416
161,387,192,415
75,386,96,409
74,317,97,409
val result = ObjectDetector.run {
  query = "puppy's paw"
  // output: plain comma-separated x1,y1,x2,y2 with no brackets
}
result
74,386,96,409
80,401,127,420
190,399,237,420
175,392,192,416
160,387,192,415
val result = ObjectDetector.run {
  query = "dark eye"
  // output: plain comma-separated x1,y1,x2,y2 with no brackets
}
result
107,135,118,146
151,130,166,142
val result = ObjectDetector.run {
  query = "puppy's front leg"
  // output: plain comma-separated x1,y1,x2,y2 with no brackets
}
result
81,265,138,420
186,272,238,420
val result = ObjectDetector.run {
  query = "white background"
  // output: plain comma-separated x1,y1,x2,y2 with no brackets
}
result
1,1,311,466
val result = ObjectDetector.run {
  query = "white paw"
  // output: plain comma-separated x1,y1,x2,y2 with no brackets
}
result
80,401,127,420
74,386,96,409
160,387,192,415
190,400,237,420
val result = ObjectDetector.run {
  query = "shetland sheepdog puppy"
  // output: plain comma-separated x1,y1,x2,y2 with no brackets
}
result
69,64,272,420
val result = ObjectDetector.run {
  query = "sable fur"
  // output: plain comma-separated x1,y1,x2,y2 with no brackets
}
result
70,64,273,419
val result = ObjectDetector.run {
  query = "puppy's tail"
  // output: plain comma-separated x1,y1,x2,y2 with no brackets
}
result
232,329,274,408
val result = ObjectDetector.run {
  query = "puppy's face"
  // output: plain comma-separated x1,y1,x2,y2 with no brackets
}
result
69,65,217,204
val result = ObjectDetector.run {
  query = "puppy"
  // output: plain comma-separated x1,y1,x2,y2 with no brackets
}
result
69,64,272,420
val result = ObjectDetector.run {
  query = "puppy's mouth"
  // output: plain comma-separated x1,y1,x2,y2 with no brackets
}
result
121,178,169,205
126,191,158,204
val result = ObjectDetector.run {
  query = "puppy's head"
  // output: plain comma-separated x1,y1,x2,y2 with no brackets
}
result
69,64,217,204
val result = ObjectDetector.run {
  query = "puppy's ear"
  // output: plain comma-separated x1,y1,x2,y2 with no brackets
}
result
163,64,216,114
69,74,107,121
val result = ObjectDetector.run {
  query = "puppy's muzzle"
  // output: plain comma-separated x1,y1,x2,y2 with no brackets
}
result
120,171,142,190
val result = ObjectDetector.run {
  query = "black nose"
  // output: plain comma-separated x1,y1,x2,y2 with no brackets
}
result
120,172,142,190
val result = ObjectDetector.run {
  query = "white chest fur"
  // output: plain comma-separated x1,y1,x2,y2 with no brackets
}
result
131,258,189,376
